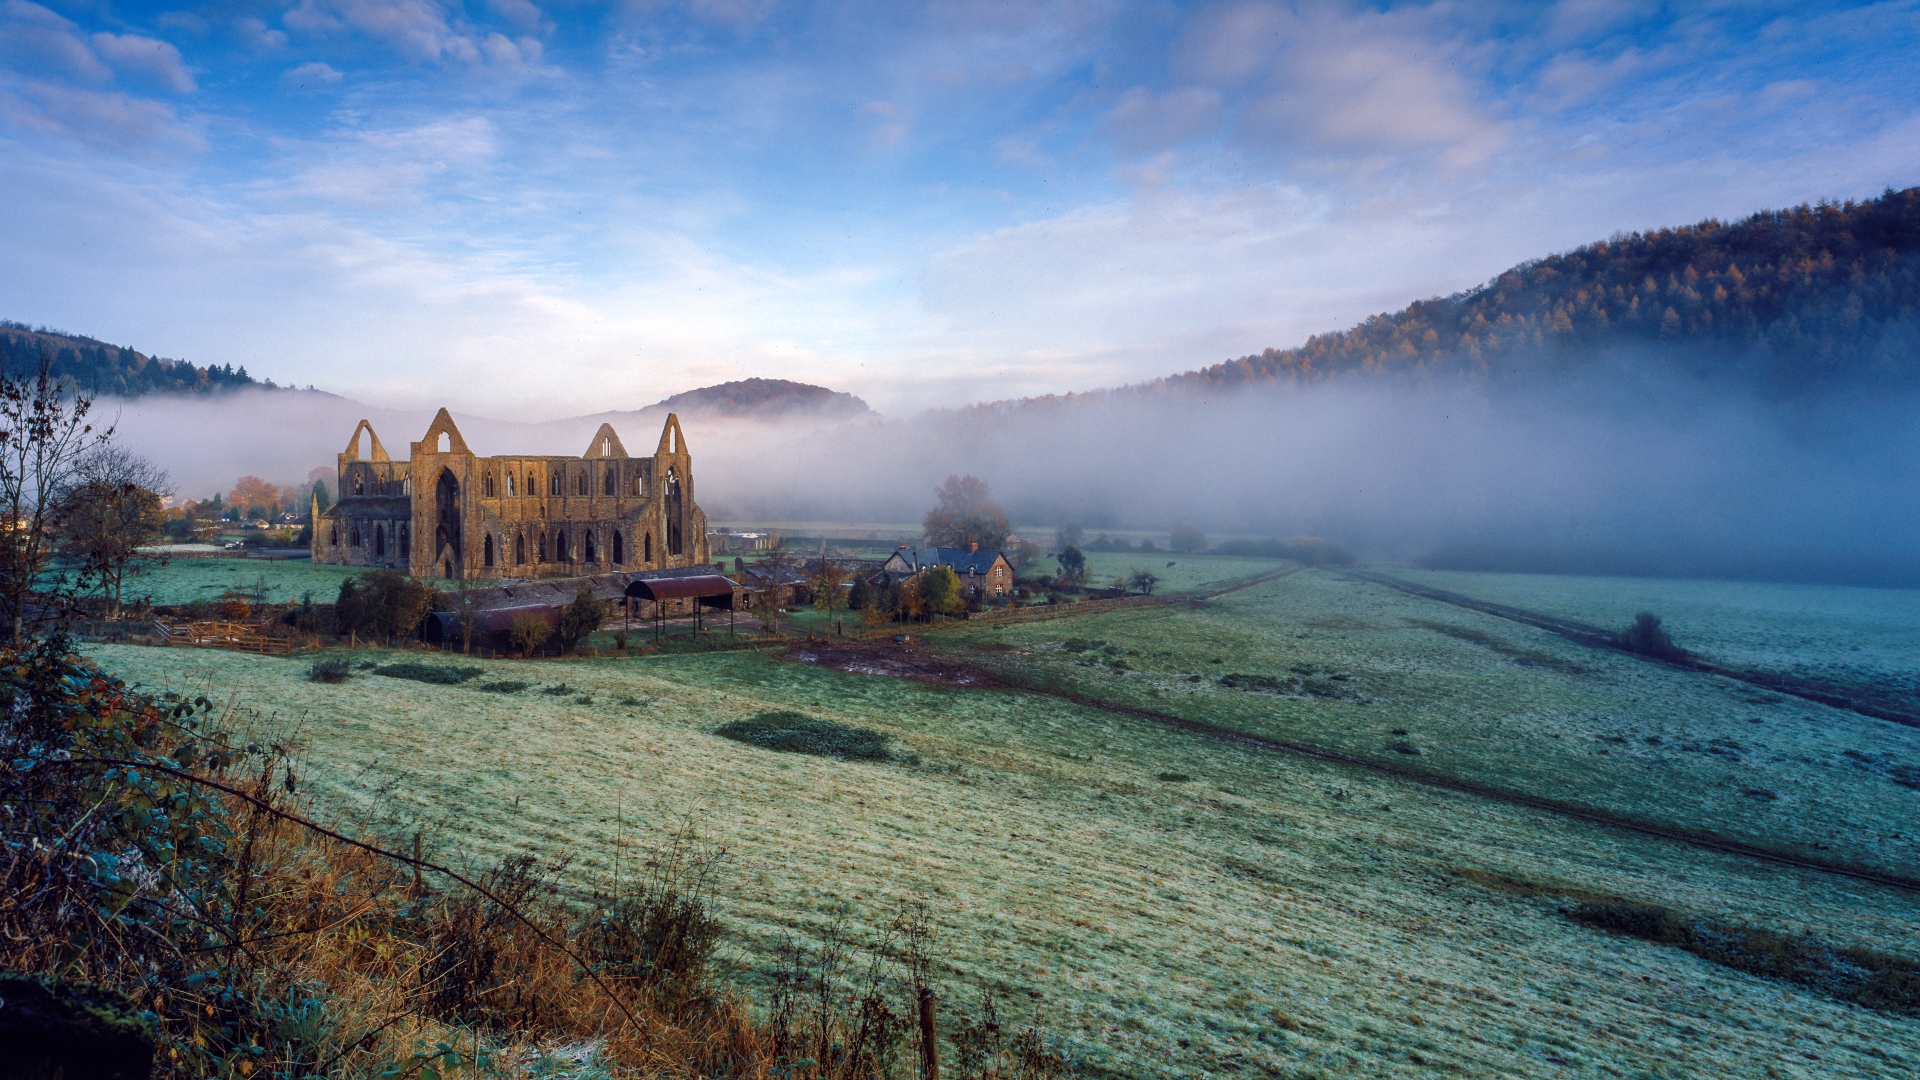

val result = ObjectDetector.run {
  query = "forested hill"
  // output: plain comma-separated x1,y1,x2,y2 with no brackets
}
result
1155,186,1920,398
646,377,871,418
0,322,259,396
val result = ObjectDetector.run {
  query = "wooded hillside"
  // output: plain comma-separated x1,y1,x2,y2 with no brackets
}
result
0,322,258,396
1155,186,1920,397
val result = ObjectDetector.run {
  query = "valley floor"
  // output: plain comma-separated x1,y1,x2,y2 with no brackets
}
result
83,562,1920,1079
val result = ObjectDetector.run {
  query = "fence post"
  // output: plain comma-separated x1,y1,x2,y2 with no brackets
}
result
918,988,939,1080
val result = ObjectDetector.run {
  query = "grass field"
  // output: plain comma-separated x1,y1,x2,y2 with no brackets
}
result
117,557,363,606
1388,566,1920,704
80,564,1920,1078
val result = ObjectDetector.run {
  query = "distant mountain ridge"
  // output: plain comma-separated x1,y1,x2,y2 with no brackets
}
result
0,322,261,396
643,377,870,418
1131,186,1920,399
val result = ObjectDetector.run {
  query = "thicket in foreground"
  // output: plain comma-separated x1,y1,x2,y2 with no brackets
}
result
0,645,1073,1078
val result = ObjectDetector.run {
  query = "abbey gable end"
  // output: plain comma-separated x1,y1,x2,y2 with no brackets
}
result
312,409,710,580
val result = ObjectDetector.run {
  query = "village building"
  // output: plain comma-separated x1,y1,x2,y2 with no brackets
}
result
312,409,710,581
879,544,1016,600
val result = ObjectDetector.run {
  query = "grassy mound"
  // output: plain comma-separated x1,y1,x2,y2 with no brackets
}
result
714,711,891,761
373,663,485,685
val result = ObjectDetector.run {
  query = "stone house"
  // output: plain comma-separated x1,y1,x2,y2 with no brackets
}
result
312,409,709,581
879,544,1016,600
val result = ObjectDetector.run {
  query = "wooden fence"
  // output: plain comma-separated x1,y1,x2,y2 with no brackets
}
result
154,620,296,655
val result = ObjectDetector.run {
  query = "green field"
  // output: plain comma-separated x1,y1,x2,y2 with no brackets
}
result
1390,566,1920,698
82,564,1920,1078
117,557,363,606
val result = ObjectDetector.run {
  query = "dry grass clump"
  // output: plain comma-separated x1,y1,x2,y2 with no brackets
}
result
307,657,351,683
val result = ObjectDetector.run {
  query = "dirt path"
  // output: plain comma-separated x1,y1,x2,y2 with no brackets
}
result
1342,568,1920,728
785,637,1920,897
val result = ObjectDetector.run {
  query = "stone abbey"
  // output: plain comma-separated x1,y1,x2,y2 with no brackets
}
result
312,409,710,580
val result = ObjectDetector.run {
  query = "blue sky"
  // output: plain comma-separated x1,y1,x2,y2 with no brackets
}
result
2,1,1917,417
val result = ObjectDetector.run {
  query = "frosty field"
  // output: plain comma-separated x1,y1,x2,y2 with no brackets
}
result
80,564,1920,1079
1389,567,1920,704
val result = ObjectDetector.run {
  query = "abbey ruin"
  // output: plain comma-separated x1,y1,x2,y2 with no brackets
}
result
312,409,710,580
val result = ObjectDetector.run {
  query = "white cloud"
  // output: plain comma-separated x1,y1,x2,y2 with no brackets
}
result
284,61,345,88
0,1,113,85
860,100,909,147
237,17,290,51
90,32,197,93
285,0,545,67
1101,86,1221,154
0,80,202,152
1165,2,1507,167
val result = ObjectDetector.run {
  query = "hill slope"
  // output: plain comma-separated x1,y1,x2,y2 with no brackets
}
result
1147,186,1920,398
0,322,260,396
646,377,870,418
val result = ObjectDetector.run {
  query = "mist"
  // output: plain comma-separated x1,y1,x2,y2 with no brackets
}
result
101,369,1920,587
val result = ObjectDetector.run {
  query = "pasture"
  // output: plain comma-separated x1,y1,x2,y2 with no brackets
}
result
81,564,1920,1078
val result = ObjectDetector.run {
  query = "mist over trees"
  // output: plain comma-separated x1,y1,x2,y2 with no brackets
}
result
1142,187,1920,399
922,475,1011,551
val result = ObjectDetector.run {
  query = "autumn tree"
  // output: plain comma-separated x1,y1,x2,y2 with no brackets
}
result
228,475,280,518
811,556,850,632
0,353,111,641
922,474,1011,551
920,565,964,619
57,447,171,619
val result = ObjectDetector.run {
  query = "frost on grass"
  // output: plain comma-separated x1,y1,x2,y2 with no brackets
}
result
714,710,892,761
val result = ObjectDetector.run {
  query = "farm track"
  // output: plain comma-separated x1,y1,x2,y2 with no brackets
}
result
1339,569,1920,729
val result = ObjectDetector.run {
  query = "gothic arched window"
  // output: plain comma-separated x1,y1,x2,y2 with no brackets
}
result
350,523,362,547
643,531,652,563
575,471,588,496
484,473,496,497
555,529,568,561
374,524,385,557
604,469,616,496
484,534,495,567
612,531,624,565
585,531,597,562
515,533,526,565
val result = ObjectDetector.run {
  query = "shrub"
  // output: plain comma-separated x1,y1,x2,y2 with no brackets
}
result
473,680,531,694
714,710,891,760
1616,612,1687,660
307,658,350,683
557,585,608,654
508,610,554,656
373,663,484,685
1156,772,1192,783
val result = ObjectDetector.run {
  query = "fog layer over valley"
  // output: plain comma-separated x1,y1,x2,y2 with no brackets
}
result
109,363,1920,586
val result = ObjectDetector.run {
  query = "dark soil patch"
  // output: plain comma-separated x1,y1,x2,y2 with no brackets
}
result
784,640,1001,688
714,710,891,760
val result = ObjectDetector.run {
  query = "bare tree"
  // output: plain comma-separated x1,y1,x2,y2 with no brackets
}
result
58,446,172,619
0,355,111,641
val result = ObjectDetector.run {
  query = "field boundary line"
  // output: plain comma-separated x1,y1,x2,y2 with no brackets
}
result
928,657,1920,896
1340,568,1920,728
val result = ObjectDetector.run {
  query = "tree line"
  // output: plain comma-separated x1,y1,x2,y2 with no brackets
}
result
0,323,262,397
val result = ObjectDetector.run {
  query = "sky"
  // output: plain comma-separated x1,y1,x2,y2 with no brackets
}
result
3,1,1917,418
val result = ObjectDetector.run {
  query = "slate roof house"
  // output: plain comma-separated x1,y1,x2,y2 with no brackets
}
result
879,544,1015,600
